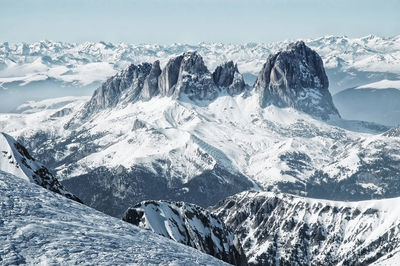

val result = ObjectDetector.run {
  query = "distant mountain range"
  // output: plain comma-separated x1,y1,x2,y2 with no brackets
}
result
1,35,399,112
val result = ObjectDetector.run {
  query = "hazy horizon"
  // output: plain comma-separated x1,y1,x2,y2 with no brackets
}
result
1,0,399,44
1,34,400,46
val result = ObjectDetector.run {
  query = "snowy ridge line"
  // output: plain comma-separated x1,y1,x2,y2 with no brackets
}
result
355,79,400,90
211,190,400,265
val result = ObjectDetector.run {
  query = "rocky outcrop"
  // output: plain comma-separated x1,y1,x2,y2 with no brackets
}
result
141,60,162,100
213,61,246,95
82,62,153,118
76,51,252,122
0,132,81,203
159,51,218,101
77,42,340,122
123,200,247,266
255,41,340,120
158,55,184,96
211,190,400,265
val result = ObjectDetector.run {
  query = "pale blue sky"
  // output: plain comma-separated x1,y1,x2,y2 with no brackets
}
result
1,0,399,44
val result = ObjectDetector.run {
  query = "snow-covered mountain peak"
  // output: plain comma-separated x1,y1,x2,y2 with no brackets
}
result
76,50,248,122
356,79,400,90
1,35,399,114
160,51,218,101
254,41,340,120
383,125,400,137
76,41,340,125
0,132,81,202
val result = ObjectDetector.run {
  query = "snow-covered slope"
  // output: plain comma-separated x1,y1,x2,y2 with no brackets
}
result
333,80,400,126
0,170,229,265
0,132,81,202
1,88,398,218
211,190,400,265
123,200,247,265
1,43,399,219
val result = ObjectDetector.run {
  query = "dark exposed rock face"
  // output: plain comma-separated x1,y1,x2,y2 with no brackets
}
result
211,191,400,266
213,61,246,95
82,62,153,118
159,51,218,101
79,51,248,122
61,164,253,218
141,60,162,100
255,41,340,120
159,55,184,96
123,200,247,266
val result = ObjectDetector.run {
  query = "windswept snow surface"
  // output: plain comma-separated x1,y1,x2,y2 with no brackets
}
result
0,170,228,265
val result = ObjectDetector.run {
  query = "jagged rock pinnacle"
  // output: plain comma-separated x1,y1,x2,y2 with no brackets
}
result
254,41,340,120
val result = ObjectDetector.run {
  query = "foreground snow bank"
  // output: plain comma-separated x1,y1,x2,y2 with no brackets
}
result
0,170,228,265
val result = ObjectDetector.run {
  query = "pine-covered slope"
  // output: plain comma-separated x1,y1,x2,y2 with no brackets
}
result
211,190,400,265
0,170,229,265
123,200,247,265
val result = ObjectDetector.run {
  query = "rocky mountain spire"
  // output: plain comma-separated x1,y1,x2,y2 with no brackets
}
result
82,62,153,117
254,41,340,120
78,51,249,122
158,55,184,96
213,61,246,95
141,60,162,100
159,51,218,101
